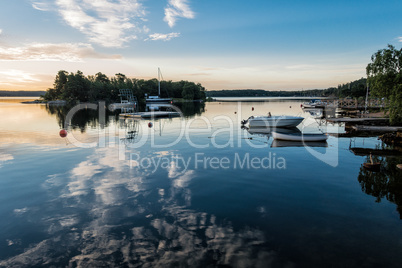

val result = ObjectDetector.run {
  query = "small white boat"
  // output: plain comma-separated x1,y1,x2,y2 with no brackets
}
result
271,131,328,141
301,100,325,108
246,116,304,128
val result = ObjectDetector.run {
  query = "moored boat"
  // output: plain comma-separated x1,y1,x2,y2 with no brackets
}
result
363,162,381,172
245,115,304,128
301,99,325,108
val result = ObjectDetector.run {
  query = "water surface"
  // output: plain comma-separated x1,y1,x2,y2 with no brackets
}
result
0,99,401,267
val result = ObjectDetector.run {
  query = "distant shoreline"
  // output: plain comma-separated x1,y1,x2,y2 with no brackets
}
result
212,96,326,102
0,91,45,97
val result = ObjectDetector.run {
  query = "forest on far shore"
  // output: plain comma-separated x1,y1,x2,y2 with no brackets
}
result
206,78,368,99
0,90,45,97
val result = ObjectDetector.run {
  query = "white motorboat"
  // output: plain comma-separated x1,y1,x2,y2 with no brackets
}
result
301,99,325,108
271,131,328,142
245,115,304,128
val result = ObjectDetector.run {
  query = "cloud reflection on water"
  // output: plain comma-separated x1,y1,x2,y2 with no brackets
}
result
0,146,292,267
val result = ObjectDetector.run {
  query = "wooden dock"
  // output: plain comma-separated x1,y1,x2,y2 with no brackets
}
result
350,147,401,156
352,125,402,132
324,98,387,109
327,118,389,123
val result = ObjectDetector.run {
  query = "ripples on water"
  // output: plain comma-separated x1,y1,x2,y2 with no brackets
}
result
0,99,401,267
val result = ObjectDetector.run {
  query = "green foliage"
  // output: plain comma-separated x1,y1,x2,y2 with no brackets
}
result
335,78,367,98
42,70,206,103
366,44,402,125
205,79,367,99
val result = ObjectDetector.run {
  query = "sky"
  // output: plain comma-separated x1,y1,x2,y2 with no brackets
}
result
0,0,401,91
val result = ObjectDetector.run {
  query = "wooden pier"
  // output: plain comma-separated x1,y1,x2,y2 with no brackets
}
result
120,111,180,119
326,118,389,124
324,98,387,109
352,125,402,132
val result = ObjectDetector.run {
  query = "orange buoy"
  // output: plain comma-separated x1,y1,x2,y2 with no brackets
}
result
59,129,67,138
148,122,153,128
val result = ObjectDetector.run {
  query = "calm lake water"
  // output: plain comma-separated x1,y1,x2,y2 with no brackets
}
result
0,98,401,267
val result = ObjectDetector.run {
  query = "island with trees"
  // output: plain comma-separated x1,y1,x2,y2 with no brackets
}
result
41,71,206,103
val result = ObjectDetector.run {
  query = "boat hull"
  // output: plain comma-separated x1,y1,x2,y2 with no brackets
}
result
248,116,304,128
271,131,328,141
146,98,172,103
363,162,381,172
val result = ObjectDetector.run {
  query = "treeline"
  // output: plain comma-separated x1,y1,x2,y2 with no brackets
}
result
42,70,206,102
206,78,368,99
0,90,46,97
366,44,401,125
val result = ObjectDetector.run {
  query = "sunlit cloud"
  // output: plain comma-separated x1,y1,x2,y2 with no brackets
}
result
0,29,2,35
0,70,40,86
0,43,121,62
147,32,180,41
164,0,195,27
55,0,145,47
31,0,146,47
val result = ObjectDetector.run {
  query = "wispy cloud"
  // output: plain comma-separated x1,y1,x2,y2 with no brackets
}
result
147,32,180,41
32,0,146,47
0,29,2,35
398,37,402,42
164,0,195,28
0,43,121,61
31,1,51,11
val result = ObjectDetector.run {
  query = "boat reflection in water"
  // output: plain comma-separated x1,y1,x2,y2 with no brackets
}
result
302,108,324,119
271,139,328,148
245,126,328,147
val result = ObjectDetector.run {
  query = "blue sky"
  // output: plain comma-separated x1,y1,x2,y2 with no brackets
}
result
0,0,401,91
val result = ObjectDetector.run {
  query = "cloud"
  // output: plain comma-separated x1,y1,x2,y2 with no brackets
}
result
32,0,146,47
0,29,2,35
164,0,195,27
31,1,51,11
398,37,402,42
0,70,40,86
147,32,180,41
0,42,122,61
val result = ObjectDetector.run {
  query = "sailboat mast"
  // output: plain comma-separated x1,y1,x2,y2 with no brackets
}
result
158,67,161,97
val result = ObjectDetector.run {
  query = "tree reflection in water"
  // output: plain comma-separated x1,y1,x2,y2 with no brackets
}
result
357,154,402,218
43,102,205,132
